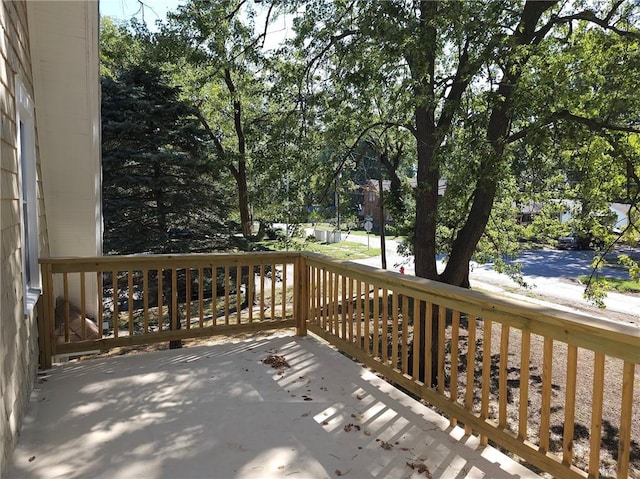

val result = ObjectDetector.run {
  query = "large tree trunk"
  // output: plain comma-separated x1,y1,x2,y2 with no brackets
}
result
411,0,557,387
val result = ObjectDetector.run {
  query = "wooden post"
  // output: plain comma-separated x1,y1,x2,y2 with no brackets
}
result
295,254,308,337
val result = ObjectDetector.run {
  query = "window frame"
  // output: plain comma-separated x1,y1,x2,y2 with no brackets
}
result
15,76,41,313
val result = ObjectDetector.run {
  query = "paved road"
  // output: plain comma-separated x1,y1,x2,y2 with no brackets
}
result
340,232,640,325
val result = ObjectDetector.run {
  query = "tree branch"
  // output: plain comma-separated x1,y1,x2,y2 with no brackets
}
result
223,68,246,156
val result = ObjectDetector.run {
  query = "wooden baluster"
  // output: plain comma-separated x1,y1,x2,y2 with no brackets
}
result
248,265,254,324
259,264,265,322
282,263,287,321
355,280,362,347
79,272,86,339
519,330,532,441
412,299,421,382
198,268,204,328
97,272,104,339
450,310,460,422
363,282,370,355
271,263,277,322
437,306,446,395
381,288,389,364
425,302,433,387
112,271,119,338
157,270,163,332
63,272,70,342
212,267,218,326
237,264,243,324
128,270,135,336
391,290,399,368
347,277,354,343
588,352,605,478
171,268,178,333
499,325,510,429
341,275,347,339
401,295,409,375
185,268,191,329
480,318,492,446
465,315,477,435
539,337,553,453
373,287,379,359
617,361,635,478
225,265,231,324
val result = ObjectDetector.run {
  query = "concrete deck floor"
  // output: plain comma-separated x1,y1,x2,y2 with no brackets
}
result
8,332,542,479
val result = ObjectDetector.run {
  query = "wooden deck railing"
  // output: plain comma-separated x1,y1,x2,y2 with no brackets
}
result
38,252,304,369
38,252,638,479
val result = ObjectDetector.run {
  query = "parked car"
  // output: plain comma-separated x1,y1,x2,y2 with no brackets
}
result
556,234,601,250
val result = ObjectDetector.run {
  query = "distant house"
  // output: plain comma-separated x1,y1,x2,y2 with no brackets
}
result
516,200,631,231
0,2,101,475
361,178,446,227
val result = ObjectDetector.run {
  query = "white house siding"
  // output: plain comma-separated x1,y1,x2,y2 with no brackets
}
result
26,1,101,317
0,1,48,476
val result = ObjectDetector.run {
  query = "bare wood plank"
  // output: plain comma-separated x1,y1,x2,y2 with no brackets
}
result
450,309,461,424
260,264,265,322
617,361,635,478
481,318,492,446
391,290,399,367
143,270,149,334
355,280,362,346
212,267,218,326
248,265,254,324
333,271,339,335
437,306,446,395
499,324,510,429
58,319,297,355
185,268,192,328
198,268,204,327
412,299,421,382
539,337,554,453
341,275,347,339
588,352,605,478
80,272,86,339
401,295,409,375
347,277,354,343
425,302,433,388
381,288,389,364
111,271,118,339
171,268,178,332
63,272,70,343
465,315,477,436
237,264,243,324
281,263,287,321
128,270,135,336
97,272,104,339
563,344,578,465
225,265,231,325
519,330,531,441
157,270,163,332
364,282,370,355
373,287,380,359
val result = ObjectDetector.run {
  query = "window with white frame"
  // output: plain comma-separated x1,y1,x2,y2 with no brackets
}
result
15,77,41,310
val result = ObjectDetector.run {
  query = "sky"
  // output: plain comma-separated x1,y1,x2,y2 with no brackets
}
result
99,0,293,48
99,0,182,27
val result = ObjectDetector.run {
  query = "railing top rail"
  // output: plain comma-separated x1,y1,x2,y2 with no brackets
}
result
40,251,300,273
301,252,640,363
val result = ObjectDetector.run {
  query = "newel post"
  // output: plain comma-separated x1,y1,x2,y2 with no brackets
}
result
294,254,308,337
38,261,54,369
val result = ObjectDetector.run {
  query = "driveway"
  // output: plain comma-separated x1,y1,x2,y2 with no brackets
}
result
342,233,640,325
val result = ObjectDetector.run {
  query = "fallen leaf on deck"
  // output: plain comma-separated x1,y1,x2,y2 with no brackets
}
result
406,462,431,477
262,355,290,369
28,456,36,462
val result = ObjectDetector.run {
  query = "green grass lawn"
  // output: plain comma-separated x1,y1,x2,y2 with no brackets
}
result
259,237,380,260
578,275,640,294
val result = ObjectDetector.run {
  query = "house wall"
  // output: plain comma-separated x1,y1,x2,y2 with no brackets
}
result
0,1,49,476
26,1,101,316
